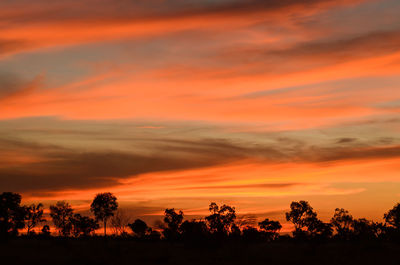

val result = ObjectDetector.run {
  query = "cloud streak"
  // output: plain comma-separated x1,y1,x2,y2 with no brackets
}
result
1,118,400,194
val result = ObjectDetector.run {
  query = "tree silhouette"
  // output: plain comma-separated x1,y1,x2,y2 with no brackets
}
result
26,203,46,234
41,225,51,237
70,213,99,237
50,201,73,236
90,192,118,236
258,218,282,240
111,210,131,236
352,218,379,240
242,226,263,242
306,215,333,239
163,208,184,240
180,220,209,242
384,203,400,230
205,202,236,236
285,200,317,237
128,219,150,238
331,208,354,240
0,192,27,237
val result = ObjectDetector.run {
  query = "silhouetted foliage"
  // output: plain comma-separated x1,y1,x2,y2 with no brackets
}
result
50,201,73,236
111,210,131,236
70,213,99,237
128,219,150,238
331,208,354,240
3,191,400,248
286,201,332,240
180,220,209,242
352,218,380,240
242,226,265,242
41,225,51,237
147,229,162,241
90,192,118,236
384,203,400,229
286,201,316,234
230,223,242,238
0,192,27,238
26,203,46,234
258,218,282,240
306,215,333,240
163,208,183,240
205,202,236,236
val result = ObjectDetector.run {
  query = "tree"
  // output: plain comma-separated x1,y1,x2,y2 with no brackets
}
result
331,208,354,240
90,192,118,236
70,214,99,237
306,215,333,239
352,218,378,240
26,203,46,234
285,201,317,236
384,203,400,229
180,220,209,242
258,218,282,240
50,201,73,236
128,219,150,238
242,226,263,242
111,210,131,236
41,225,51,237
205,202,236,236
0,192,27,237
163,208,183,240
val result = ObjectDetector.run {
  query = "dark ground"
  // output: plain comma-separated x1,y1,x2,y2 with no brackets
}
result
1,238,400,265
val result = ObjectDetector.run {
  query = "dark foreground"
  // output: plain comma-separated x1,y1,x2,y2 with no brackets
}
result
1,238,400,265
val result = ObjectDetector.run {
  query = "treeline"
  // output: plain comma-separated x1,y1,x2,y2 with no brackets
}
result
2,191,400,243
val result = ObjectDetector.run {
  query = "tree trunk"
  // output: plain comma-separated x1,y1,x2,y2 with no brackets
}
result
104,219,107,236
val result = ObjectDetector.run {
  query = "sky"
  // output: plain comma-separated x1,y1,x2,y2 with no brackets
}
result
1,0,400,229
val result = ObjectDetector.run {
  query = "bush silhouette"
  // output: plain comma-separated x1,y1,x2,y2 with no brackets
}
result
41,225,51,237
128,219,150,238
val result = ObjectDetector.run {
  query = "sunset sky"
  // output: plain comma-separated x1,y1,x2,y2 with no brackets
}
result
1,0,400,229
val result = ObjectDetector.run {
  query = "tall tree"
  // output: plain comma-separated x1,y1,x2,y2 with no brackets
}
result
0,192,27,237
205,202,236,236
26,203,46,234
90,192,118,236
285,201,317,234
163,208,183,240
331,208,354,240
50,201,73,236
384,203,400,230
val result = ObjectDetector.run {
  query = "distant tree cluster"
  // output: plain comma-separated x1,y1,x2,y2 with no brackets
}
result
2,191,400,243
